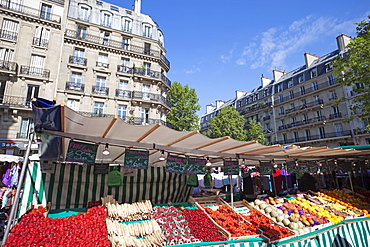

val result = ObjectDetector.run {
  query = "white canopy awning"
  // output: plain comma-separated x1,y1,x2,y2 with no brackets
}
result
37,105,369,165
0,155,24,163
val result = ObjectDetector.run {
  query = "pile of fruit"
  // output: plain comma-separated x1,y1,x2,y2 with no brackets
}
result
202,205,260,238
242,210,294,241
4,206,110,247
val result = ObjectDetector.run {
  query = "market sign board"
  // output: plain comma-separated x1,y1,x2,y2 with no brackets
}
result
187,158,205,174
166,155,187,174
0,142,25,149
124,149,149,169
223,160,239,175
259,161,273,174
94,163,109,174
66,141,98,164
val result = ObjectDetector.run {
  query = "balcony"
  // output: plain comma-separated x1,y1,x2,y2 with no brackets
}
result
65,82,85,92
96,61,109,68
65,29,170,69
69,56,87,66
0,29,17,41
20,66,50,79
117,65,134,74
263,116,271,121
115,89,131,99
0,2,61,23
353,128,370,135
132,91,171,108
32,37,48,48
278,116,326,131
329,112,342,120
0,95,29,108
92,86,109,96
0,60,18,73
273,130,352,145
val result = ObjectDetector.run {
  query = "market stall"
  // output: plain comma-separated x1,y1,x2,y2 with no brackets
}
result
2,99,370,246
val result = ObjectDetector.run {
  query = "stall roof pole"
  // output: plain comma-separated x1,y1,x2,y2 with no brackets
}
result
2,133,34,245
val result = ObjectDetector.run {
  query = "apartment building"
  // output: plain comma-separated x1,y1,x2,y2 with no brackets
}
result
0,0,65,155
0,0,171,155
200,34,370,147
58,0,171,126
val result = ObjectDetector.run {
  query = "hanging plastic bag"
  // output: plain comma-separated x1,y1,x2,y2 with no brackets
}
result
108,167,123,186
204,170,212,187
187,174,198,187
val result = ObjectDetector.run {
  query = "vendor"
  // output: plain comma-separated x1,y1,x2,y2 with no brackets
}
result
298,173,317,192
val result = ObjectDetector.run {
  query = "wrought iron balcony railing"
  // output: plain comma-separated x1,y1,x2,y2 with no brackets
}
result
353,128,370,135
92,86,109,96
65,82,85,92
0,95,29,107
0,29,17,41
131,91,171,108
32,37,48,48
96,61,109,68
115,89,131,99
329,112,343,119
69,56,87,66
0,2,61,23
65,29,170,69
273,130,352,145
20,66,50,78
0,60,18,73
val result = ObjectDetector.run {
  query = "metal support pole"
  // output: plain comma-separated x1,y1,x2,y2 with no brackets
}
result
2,133,34,245
348,169,354,192
229,175,234,208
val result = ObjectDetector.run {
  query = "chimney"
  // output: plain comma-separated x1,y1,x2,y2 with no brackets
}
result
134,0,141,15
206,104,215,114
304,52,319,68
336,34,351,52
215,100,225,109
272,70,285,82
235,90,246,99
261,76,272,87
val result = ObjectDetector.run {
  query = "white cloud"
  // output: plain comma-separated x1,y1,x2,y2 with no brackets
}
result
220,46,236,63
184,67,200,74
237,13,366,71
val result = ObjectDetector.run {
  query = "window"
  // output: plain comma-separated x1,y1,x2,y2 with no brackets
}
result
67,99,80,111
335,123,344,136
111,5,119,11
329,91,337,100
279,95,284,103
310,68,317,78
279,107,284,115
29,54,45,76
143,62,151,76
19,118,34,139
96,76,106,88
77,26,87,39
293,132,299,142
265,123,270,131
122,37,130,50
316,110,323,121
144,43,151,55
101,13,111,27
0,19,19,41
0,48,14,62
117,105,127,119
291,117,296,127
301,99,307,108
303,114,308,124
94,76,107,95
141,108,149,124
143,25,151,38
288,80,293,88
313,95,320,105
290,103,295,110
305,129,311,140
73,48,85,65
318,127,325,139
237,100,241,108
25,85,39,106
282,134,287,144
119,58,129,72
100,31,110,45
34,26,50,48
142,84,150,100
277,84,283,92
123,19,131,33
79,5,90,21
93,102,104,116
300,86,305,95
312,81,318,91
326,62,333,72
40,4,52,20
70,72,82,86
327,75,335,85
97,53,108,68
255,94,259,101
264,89,268,97
289,90,294,99
298,74,304,83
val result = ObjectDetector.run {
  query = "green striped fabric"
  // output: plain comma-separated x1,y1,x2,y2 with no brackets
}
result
22,163,192,210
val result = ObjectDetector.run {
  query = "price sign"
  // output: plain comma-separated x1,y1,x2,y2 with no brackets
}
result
124,149,149,169
187,158,206,174
224,160,239,175
166,155,187,174
66,141,98,164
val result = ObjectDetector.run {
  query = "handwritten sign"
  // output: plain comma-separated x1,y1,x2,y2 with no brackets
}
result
259,161,273,174
286,161,299,173
66,141,98,164
124,149,149,169
94,163,109,174
224,160,239,175
166,155,187,174
187,158,206,174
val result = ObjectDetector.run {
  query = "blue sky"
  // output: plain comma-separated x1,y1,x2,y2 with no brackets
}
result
110,0,369,115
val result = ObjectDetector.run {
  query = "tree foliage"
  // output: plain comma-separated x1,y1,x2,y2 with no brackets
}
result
166,81,200,131
245,119,266,144
333,17,370,125
208,106,247,141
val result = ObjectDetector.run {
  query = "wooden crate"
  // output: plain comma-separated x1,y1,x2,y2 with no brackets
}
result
188,195,223,206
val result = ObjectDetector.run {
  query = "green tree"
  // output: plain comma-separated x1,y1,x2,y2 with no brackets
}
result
333,17,370,125
208,106,247,141
245,119,266,144
166,81,200,131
